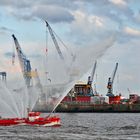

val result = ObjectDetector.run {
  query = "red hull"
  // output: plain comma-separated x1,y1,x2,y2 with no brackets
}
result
0,118,25,126
109,96,121,104
0,112,60,127
25,116,61,126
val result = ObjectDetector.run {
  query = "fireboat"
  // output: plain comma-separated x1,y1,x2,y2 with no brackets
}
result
0,112,60,126
0,34,61,127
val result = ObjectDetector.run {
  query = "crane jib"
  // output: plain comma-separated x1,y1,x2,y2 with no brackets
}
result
45,21,64,60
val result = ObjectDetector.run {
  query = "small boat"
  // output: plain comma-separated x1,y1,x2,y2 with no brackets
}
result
0,112,60,126
3,34,61,127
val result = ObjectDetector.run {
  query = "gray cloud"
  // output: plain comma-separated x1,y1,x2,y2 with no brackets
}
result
0,0,137,28
0,0,76,23
0,26,14,35
32,5,74,23
0,27,13,32
0,0,139,45
38,0,78,10
0,0,31,8
134,10,140,24
8,6,74,23
116,25,140,43
83,0,134,24
4,52,12,58
70,0,136,32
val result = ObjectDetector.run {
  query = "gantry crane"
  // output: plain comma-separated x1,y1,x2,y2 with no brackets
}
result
12,34,32,87
106,63,118,97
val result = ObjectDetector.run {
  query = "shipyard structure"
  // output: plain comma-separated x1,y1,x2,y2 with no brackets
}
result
30,21,140,113
55,63,140,113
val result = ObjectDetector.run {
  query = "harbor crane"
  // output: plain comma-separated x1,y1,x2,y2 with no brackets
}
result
87,60,97,95
106,63,118,97
45,20,76,61
87,60,97,86
45,20,64,60
12,34,32,87
45,20,77,82
12,34,45,104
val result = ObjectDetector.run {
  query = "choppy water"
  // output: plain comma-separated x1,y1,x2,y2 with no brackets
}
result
0,113,140,140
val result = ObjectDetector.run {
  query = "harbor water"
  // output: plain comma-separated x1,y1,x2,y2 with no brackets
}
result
0,113,140,140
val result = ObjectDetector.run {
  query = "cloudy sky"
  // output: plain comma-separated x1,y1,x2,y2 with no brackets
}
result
0,0,140,97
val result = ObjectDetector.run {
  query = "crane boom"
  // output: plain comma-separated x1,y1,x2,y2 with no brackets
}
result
87,60,97,85
106,63,118,97
90,60,97,84
111,63,118,84
12,34,46,107
87,61,97,95
45,21,64,60
12,34,32,87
